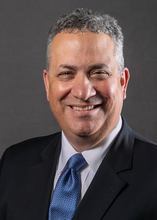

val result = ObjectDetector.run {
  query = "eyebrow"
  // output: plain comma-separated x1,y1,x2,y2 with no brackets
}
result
88,63,109,70
58,63,109,70
58,64,77,70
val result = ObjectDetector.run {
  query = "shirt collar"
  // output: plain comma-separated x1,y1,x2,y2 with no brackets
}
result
57,132,78,175
82,117,122,173
58,116,122,175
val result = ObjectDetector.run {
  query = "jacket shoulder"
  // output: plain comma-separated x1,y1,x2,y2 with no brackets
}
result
133,131,157,154
134,131,157,146
0,132,61,168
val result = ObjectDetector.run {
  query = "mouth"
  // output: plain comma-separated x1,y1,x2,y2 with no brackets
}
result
71,105,98,111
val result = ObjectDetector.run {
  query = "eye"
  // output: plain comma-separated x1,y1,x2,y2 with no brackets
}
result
95,71,105,74
58,71,75,81
60,71,71,75
91,70,109,80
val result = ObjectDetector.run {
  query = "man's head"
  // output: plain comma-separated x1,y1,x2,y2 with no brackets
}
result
43,9,129,152
46,8,124,74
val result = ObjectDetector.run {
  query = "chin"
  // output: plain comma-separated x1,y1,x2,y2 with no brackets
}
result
76,132,92,137
72,126,97,138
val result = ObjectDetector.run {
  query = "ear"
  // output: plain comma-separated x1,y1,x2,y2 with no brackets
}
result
43,69,49,101
120,67,130,100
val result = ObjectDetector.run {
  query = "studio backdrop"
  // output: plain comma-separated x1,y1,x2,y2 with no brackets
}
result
0,0,157,157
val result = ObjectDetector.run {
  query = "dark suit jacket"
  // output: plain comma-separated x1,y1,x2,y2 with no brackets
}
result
1,118,157,220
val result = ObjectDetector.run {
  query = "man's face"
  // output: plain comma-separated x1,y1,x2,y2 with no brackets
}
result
44,31,129,149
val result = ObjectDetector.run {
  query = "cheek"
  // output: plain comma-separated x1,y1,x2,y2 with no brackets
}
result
48,82,72,118
96,82,115,99
50,82,72,102
97,82,122,111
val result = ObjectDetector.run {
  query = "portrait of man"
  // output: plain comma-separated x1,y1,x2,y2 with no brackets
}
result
0,7,157,220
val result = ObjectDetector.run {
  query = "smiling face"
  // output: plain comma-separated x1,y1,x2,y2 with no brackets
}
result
43,31,129,151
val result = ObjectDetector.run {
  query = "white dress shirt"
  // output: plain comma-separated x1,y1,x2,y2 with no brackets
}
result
53,116,122,200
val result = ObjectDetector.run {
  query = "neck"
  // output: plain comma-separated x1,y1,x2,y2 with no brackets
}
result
63,117,121,152
63,128,112,153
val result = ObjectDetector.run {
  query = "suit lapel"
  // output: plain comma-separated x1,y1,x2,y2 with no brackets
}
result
73,118,134,220
24,119,134,220
26,133,61,220
73,160,127,220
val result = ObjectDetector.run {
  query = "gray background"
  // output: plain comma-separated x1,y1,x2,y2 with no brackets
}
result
0,0,157,157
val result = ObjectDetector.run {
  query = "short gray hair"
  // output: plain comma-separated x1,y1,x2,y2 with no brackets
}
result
46,8,124,73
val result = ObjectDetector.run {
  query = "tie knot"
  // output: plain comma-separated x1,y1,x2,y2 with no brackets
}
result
67,153,86,171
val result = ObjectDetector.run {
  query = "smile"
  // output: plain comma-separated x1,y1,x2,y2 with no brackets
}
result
71,106,94,111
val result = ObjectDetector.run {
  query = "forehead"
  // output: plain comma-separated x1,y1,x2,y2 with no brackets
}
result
51,31,114,52
49,31,116,70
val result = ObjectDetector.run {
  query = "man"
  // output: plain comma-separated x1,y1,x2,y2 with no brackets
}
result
0,8,157,220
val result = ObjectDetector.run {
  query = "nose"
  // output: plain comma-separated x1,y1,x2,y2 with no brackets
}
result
71,74,96,100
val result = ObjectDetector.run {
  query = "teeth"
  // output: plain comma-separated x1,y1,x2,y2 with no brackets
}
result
72,106,94,111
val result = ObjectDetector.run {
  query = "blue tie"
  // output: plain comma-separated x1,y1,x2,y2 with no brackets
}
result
49,153,86,220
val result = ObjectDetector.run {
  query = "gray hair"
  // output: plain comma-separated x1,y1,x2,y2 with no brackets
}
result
46,8,124,73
